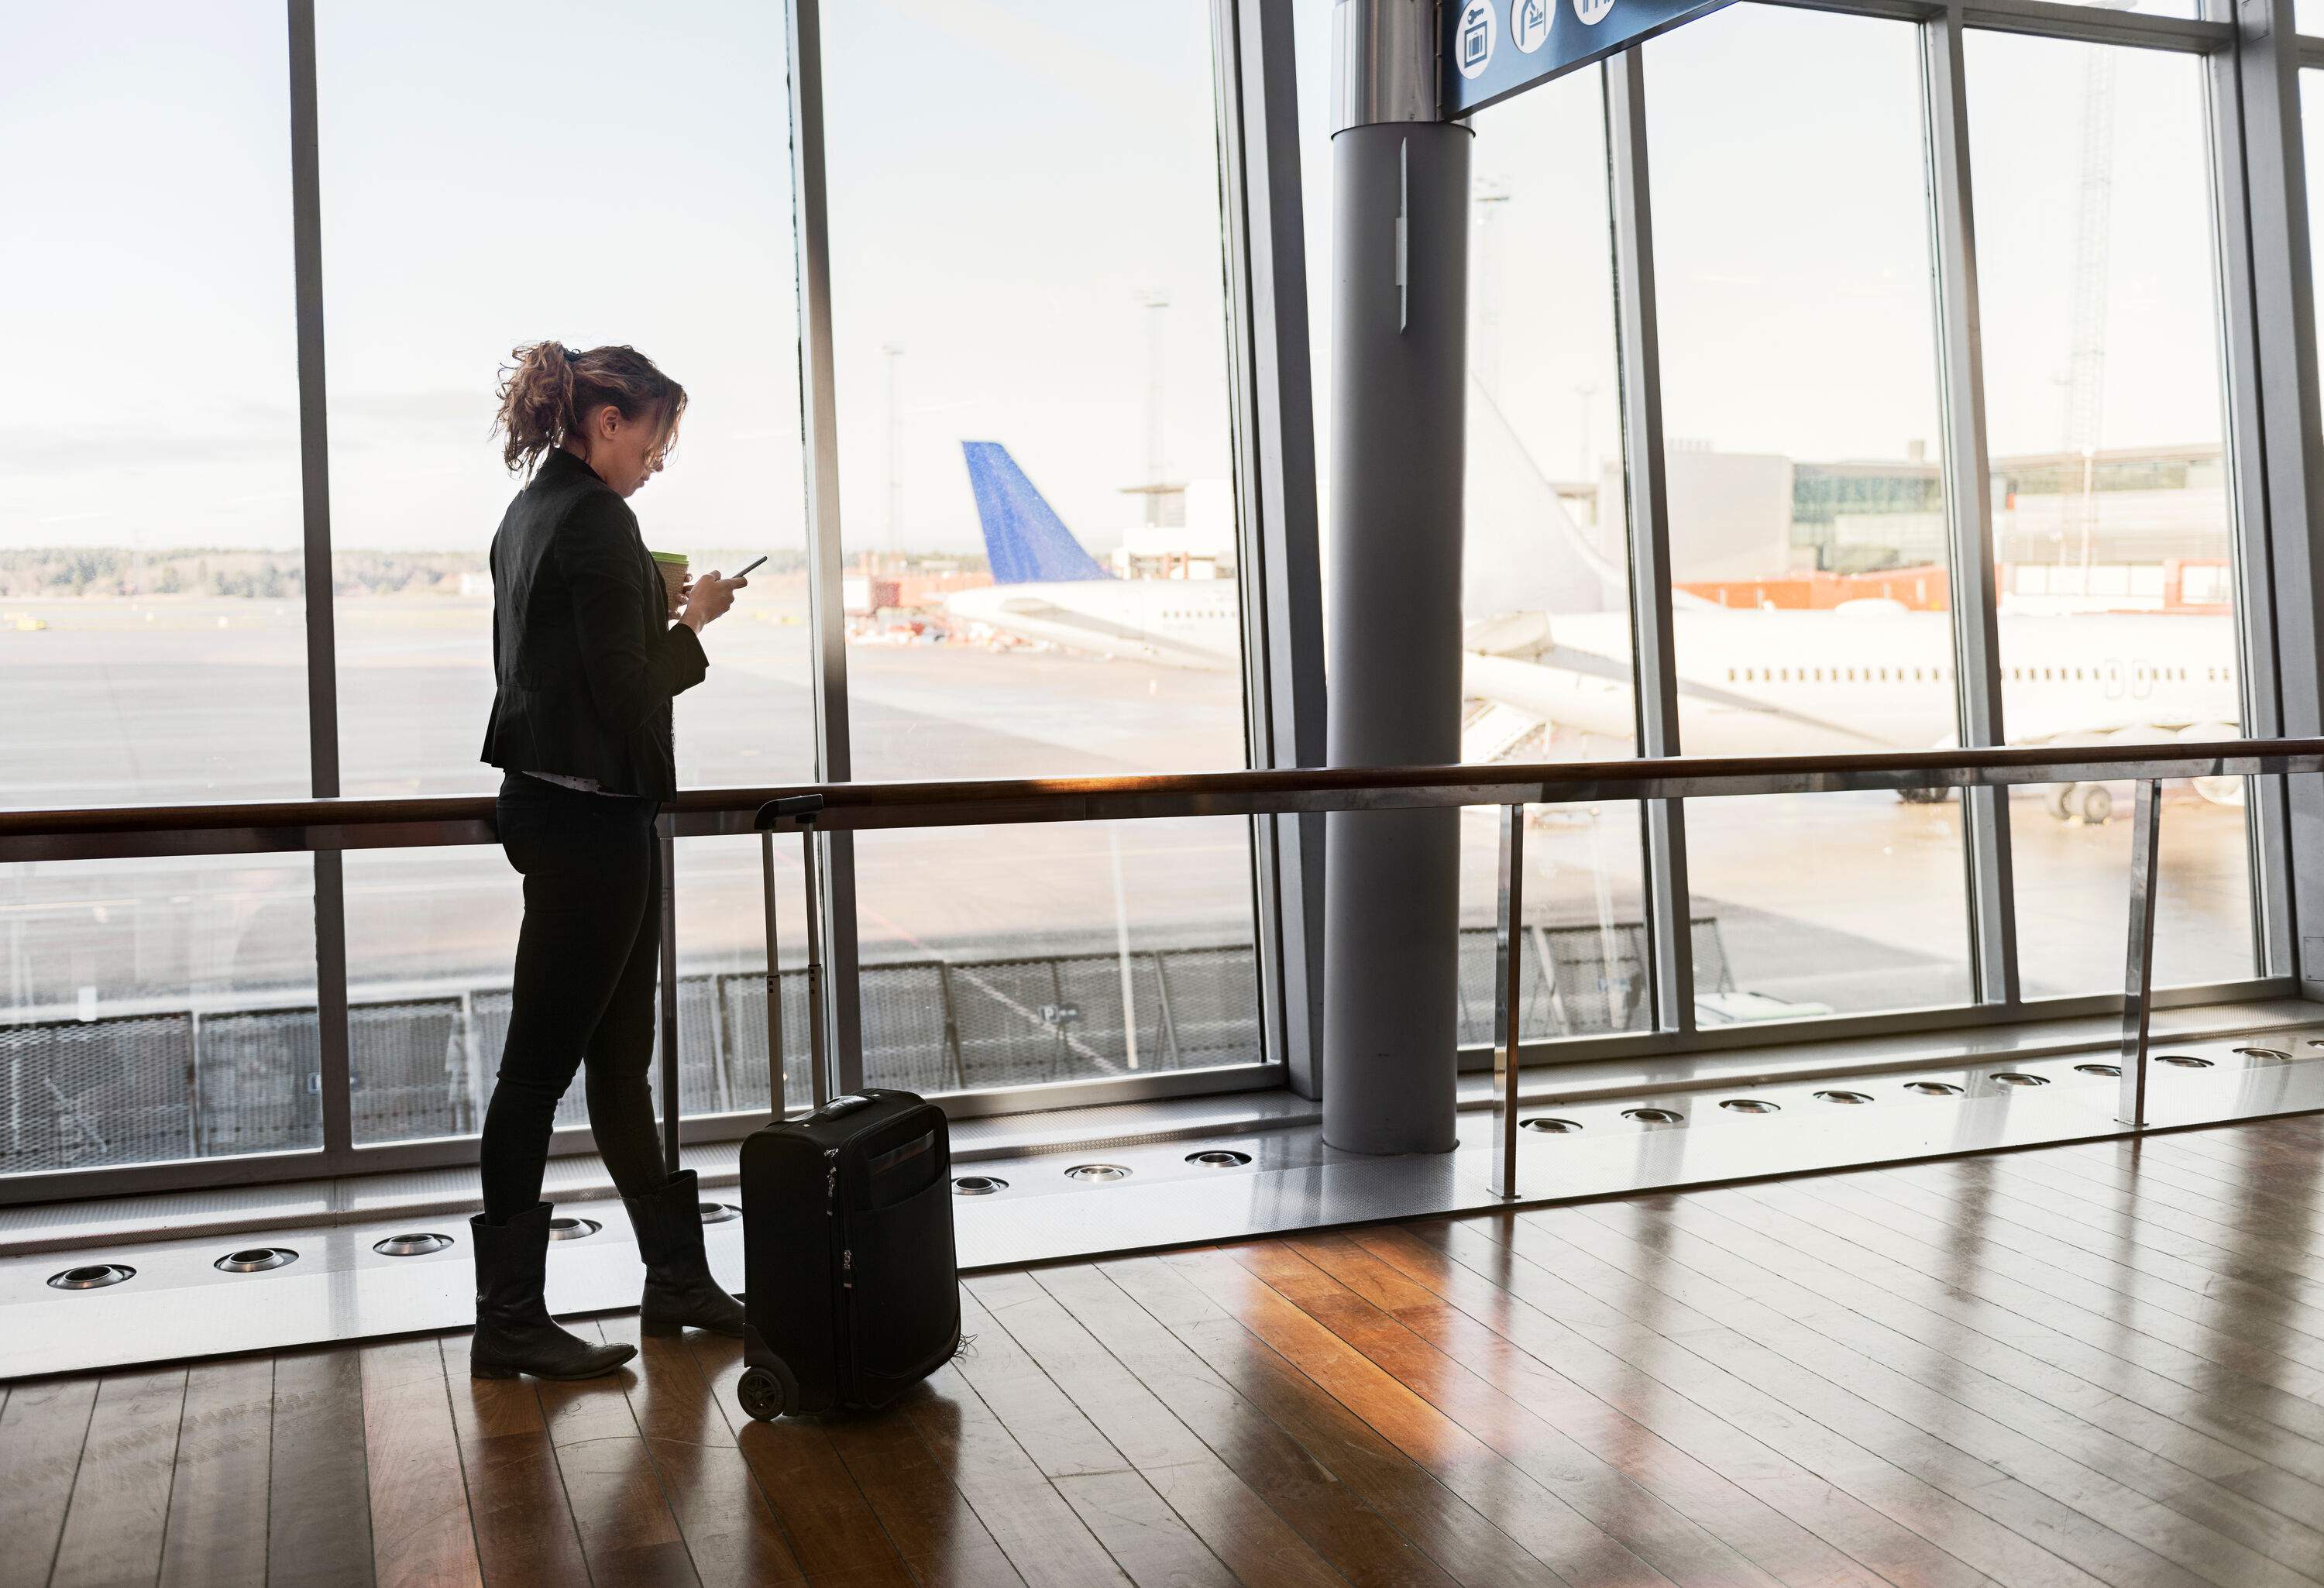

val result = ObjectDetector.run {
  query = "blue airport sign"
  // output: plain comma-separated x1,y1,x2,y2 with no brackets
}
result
1442,0,1734,118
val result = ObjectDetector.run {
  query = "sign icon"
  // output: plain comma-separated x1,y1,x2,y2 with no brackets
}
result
1456,0,1497,79
1574,0,1616,25
1511,0,1552,51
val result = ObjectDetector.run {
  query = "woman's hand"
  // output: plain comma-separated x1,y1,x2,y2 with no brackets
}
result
680,569,746,633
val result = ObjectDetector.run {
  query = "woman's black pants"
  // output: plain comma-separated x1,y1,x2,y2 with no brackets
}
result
479,771,672,1224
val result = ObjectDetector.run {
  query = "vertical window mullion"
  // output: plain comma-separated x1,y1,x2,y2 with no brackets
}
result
1923,3,2020,1008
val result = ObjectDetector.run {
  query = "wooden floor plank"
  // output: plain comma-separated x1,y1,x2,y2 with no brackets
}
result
892,1357,1134,1588
1226,1237,1826,1588
1285,1229,1906,1588
1032,1261,1463,1588
948,1285,1239,1588
1744,1173,2324,1519
534,1322,700,1588
361,1335,483,1588
1099,1251,1572,1588
156,1355,273,1588
1164,1243,1689,1588
1694,1181,2324,1546
600,1315,805,1587
0,1374,98,1586
1763,1171,2324,1466
47,1366,188,1588
26,1114,2324,1588
816,1388,1023,1588
684,1331,911,1582
1346,1222,1996,1588
964,1269,1345,1588
1404,1215,2108,1588
1642,1186,2324,1582
437,1334,591,1588
269,1344,375,1587
1550,1198,2274,1588
1865,1160,2324,1351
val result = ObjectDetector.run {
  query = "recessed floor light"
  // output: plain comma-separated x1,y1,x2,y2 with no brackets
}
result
546,1218,599,1241
1816,1089,1873,1105
1720,1098,1780,1114
1521,1117,1583,1133
1066,1163,1132,1182
699,1202,742,1224
1623,1107,1684,1125
1187,1150,1253,1167
373,1233,452,1257
1903,1081,1964,1096
214,1246,297,1273
1990,1072,2047,1087
2156,1054,2212,1068
2075,1063,2122,1078
47,1263,134,1291
2234,1047,2290,1062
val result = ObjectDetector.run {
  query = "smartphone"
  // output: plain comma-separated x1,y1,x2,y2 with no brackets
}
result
729,555,768,579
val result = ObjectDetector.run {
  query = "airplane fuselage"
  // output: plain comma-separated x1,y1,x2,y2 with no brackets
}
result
947,580,2243,752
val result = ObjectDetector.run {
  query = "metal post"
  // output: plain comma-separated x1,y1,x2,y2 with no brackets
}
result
1923,2,2020,1007
1605,50,1695,1036
2214,0,2319,986
2117,779,2164,1128
1490,803,1525,1198
1322,0,1468,1155
658,830,680,1173
786,0,866,1084
287,0,352,1167
761,830,786,1115
1215,0,1329,1101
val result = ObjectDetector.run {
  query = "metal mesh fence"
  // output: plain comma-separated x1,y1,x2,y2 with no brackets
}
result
2,916,1714,1173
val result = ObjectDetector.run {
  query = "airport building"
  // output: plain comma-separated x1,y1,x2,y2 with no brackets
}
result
7,2,2324,1583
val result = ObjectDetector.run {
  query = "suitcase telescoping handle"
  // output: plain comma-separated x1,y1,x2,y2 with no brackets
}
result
753,795,829,1115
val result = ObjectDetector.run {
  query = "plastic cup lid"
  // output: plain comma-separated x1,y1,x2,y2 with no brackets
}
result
650,552,689,565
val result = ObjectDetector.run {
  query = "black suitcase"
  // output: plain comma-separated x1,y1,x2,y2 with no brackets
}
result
734,1088,961,1418
736,794,961,1420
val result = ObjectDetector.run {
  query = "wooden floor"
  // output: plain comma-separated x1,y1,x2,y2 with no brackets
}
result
8,1115,2324,1588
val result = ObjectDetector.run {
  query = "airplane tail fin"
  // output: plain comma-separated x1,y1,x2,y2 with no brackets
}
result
961,442,1112,584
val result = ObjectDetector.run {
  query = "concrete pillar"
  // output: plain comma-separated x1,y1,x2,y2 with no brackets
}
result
1322,0,1470,1155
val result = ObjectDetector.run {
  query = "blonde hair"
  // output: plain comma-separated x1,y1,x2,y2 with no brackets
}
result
492,341,687,475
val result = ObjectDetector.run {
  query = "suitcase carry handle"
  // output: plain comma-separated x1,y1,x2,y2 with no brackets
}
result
755,793,830,1115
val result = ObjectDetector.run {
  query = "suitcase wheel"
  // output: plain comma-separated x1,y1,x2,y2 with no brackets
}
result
737,1366,786,1422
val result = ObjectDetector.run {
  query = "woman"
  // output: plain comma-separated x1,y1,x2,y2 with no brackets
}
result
472,340,748,1380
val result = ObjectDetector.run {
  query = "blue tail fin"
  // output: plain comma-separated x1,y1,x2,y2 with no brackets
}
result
961,442,1112,584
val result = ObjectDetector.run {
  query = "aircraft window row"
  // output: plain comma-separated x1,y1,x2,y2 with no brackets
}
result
1160,609,1231,621
1721,663,2229,686
1724,665,1955,684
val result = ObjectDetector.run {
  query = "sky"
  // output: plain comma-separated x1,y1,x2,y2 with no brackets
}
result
0,0,2275,559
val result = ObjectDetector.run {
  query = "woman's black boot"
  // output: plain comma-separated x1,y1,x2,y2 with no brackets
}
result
625,1169,748,1337
469,1204,637,1380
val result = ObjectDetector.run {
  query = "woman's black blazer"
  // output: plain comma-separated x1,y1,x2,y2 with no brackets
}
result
479,448,706,801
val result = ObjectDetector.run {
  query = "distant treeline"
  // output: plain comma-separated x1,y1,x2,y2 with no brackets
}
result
0,546,831,598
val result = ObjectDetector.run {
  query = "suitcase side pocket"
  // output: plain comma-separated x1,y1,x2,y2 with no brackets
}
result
847,1172,961,1393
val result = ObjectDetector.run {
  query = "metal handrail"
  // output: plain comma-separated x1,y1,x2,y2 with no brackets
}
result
9,736,2312,1196
5,736,2319,860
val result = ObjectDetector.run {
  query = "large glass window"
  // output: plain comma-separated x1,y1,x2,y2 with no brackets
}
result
1650,5,1975,1019
817,1,1263,1091
1970,33,2251,995
2,858,320,1172
0,2,307,810
1459,68,1651,1047
0,5,322,1177
318,2,816,1136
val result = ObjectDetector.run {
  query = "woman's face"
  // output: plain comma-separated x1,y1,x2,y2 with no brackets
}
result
572,403,674,498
